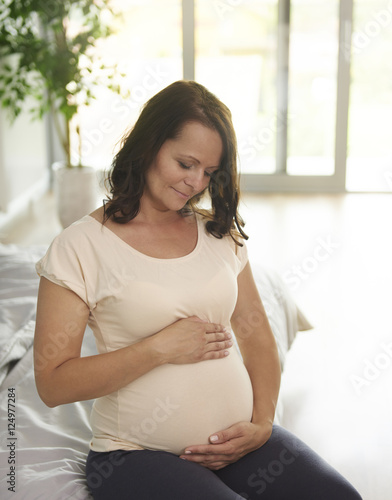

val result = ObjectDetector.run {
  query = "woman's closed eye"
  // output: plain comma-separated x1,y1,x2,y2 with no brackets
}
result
179,161,213,177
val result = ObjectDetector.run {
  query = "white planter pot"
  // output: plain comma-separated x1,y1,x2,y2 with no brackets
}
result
53,162,100,228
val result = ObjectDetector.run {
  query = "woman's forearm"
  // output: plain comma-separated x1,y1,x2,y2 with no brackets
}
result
242,341,281,426
35,335,164,407
230,264,281,427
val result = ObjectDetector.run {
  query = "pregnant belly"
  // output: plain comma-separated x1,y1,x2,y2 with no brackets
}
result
92,349,253,455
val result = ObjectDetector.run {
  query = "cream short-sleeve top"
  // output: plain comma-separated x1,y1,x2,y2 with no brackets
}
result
36,213,253,455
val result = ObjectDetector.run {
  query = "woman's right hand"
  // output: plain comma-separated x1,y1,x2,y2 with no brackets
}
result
151,316,233,365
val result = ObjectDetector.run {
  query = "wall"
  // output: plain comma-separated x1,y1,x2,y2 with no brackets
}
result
0,104,49,229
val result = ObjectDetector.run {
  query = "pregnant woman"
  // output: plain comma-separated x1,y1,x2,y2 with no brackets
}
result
34,81,362,499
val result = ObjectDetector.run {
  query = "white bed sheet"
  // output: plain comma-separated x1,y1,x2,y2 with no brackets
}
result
0,245,96,499
1,330,95,500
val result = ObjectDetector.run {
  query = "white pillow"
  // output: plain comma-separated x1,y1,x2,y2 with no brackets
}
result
250,262,313,370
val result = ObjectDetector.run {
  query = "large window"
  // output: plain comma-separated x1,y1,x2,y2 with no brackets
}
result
75,0,390,192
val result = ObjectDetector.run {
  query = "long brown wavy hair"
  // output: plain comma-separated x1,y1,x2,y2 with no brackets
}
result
104,80,248,245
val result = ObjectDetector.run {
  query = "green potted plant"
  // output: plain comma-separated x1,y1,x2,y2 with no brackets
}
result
0,0,126,227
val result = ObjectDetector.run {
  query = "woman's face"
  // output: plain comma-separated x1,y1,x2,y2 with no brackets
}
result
143,121,223,213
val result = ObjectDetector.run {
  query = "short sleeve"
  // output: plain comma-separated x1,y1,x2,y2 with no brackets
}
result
235,239,249,274
36,236,90,307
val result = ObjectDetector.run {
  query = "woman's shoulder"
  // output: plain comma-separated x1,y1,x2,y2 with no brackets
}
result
89,206,105,224
50,212,104,251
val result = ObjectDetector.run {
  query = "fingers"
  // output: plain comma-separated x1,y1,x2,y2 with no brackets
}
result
183,455,230,470
183,441,234,456
206,330,231,342
209,423,245,443
187,316,229,337
204,332,233,359
204,327,232,346
172,317,234,362
179,448,237,470
190,319,233,357
207,333,232,348
201,339,233,360
180,422,259,469
180,432,241,468
203,321,228,333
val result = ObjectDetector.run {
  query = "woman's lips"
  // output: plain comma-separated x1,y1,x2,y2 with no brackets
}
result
172,187,191,200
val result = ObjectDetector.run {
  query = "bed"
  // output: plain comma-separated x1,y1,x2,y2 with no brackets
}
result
0,242,383,499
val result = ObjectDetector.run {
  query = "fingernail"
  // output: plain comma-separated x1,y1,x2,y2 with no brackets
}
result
185,450,192,454
224,351,230,356
210,435,218,442
227,340,233,346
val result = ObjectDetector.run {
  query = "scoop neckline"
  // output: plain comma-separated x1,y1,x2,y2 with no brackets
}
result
86,213,203,262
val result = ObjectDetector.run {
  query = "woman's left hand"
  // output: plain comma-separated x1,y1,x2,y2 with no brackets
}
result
179,421,273,470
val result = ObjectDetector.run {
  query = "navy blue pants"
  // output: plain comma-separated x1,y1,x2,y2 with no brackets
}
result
85,425,362,499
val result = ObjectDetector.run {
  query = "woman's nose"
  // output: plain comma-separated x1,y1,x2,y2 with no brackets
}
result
184,168,207,192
